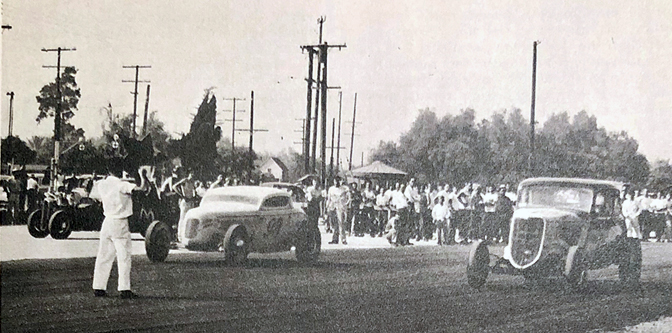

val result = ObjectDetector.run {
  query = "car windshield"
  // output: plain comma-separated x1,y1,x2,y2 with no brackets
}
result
517,185,594,212
201,194,259,206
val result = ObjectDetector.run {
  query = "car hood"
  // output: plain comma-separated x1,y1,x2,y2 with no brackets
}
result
185,203,259,219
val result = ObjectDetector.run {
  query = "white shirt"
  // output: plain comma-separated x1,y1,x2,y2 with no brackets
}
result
27,178,39,190
622,198,642,239
432,203,449,221
483,192,498,213
391,190,408,210
90,176,137,219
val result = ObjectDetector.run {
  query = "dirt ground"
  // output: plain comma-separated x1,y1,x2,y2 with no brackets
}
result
1,240,671,332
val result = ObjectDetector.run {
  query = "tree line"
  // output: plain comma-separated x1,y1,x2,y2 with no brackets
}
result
1,67,258,182
369,108,671,189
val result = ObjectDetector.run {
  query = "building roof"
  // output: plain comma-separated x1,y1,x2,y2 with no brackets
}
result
260,157,288,172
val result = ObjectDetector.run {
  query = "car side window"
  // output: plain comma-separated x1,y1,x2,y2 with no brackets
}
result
593,191,616,217
262,196,290,209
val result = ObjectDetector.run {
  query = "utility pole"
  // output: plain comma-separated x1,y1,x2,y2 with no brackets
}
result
41,47,75,191
529,41,540,174
300,16,346,185
329,118,336,178
122,65,151,138
326,118,345,181
142,84,151,136
6,92,14,137
234,91,268,174
223,97,245,150
348,93,358,170
304,50,314,173
336,91,343,173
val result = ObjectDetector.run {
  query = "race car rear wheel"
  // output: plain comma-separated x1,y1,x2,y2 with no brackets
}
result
27,209,49,238
48,210,72,239
618,237,642,289
295,224,321,265
224,225,249,266
145,221,172,262
467,240,490,289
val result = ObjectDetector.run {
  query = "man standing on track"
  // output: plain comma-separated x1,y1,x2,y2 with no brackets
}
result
90,158,149,299
327,176,350,245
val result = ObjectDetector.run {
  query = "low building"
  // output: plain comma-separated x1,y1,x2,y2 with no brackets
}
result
258,157,288,182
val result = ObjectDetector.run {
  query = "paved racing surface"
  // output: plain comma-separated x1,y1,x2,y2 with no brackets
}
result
1,229,671,332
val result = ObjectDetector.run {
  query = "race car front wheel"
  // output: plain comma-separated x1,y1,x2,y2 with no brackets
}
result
224,225,249,266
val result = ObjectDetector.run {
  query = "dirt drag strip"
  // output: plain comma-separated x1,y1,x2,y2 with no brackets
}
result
2,243,671,332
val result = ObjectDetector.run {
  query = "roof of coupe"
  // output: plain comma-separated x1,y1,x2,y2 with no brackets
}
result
205,185,290,199
519,177,624,191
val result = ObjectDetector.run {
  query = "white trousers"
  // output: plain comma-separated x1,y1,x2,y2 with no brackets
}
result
93,217,132,291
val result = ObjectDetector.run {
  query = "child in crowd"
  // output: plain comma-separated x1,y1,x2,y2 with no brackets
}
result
385,211,399,245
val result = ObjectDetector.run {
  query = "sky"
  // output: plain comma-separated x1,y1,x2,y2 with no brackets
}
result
1,0,671,168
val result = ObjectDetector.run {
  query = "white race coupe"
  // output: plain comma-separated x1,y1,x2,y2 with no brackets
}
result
144,186,321,265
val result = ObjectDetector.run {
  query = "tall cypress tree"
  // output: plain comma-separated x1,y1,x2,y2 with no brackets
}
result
182,91,221,179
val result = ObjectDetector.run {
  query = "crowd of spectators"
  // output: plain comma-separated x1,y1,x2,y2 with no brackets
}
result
303,177,518,246
303,177,672,246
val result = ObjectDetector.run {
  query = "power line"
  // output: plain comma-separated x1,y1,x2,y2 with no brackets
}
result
122,65,151,138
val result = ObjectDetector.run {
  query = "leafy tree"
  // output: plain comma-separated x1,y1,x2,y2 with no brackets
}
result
648,159,672,190
35,66,81,124
369,140,401,167
1,136,36,166
370,107,651,188
59,140,106,175
27,136,53,164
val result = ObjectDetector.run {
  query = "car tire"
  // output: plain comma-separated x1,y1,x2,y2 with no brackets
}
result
27,209,49,238
224,225,248,266
619,237,642,289
145,221,172,262
295,223,321,265
48,210,72,239
467,240,490,289
565,245,588,290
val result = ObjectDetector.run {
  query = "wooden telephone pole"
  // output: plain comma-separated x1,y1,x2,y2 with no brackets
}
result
122,65,151,138
529,41,540,174
41,47,76,190
300,16,346,185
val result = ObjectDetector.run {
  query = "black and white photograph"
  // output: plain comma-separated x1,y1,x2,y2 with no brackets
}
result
1,1,671,332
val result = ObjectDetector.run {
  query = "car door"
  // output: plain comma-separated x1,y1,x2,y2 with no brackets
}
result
258,195,294,251
586,189,623,264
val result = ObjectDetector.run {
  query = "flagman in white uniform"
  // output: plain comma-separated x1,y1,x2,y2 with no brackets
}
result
90,158,149,299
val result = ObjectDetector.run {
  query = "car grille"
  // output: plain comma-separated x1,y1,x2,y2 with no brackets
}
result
511,217,544,267
185,218,199,239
